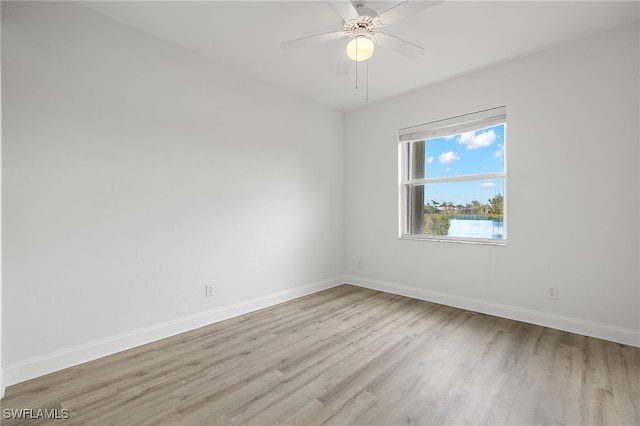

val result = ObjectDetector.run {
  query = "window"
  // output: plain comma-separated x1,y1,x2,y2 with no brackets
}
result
399,106,507,244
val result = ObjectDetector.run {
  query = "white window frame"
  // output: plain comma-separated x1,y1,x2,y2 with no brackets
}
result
399,106,507,245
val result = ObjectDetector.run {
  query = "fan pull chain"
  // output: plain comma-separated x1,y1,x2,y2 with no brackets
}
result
366,59,369,101
352,36,369,100
355,60,358,89
355,36,359,90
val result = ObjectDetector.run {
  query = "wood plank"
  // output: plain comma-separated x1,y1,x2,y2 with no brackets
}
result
2,284,638,425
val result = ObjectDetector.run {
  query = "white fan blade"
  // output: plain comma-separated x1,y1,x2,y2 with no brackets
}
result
336,49,353,75
374,33,424,58
280,31,347,50
330,0,359,20
378,1,442,26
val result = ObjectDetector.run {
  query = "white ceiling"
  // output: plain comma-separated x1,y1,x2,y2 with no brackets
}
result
82,1,639,112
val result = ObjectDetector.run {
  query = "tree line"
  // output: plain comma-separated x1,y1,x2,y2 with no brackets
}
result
424,194,503,217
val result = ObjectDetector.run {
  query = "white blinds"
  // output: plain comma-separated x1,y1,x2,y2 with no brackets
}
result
399,106,506,143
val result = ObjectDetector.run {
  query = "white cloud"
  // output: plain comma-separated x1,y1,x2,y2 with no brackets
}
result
494,143,504,158
426,156,434,164
479,182,495,188
459,130,497,150
439,151,460,164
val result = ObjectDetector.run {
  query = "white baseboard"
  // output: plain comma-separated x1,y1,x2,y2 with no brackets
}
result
2,276,345,388
345,275,640,348
5,274,637,390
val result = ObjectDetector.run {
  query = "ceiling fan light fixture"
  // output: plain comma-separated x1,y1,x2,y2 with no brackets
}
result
347,36,374,62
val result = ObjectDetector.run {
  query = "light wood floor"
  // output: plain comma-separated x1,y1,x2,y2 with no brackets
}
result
2,285,639,425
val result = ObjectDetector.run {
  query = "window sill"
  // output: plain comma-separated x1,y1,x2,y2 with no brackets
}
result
399,235,508,246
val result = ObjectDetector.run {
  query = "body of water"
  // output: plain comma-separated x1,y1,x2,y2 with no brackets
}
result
448,218,504,239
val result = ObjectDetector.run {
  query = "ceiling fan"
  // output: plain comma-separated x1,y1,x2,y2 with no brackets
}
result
280,1,440,76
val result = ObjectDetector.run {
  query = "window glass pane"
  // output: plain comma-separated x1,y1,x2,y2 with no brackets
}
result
422,124,505,178
417,178,505,239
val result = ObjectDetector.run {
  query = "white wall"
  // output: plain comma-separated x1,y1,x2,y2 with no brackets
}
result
344,23,640,346
2,1,344,385
0,0,4,399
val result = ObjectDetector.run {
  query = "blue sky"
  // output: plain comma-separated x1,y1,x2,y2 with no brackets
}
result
422,124,505,206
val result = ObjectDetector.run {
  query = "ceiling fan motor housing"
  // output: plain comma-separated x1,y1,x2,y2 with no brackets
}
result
343,15,385,39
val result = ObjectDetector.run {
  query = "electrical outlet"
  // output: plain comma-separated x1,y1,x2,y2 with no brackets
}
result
205,284,215,297
546,287,558,300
